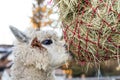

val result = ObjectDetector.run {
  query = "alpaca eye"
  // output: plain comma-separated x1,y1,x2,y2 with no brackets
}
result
42,39,53,45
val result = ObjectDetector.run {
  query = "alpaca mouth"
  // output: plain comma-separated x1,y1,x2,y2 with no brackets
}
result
51,59,70,69
65,51,74,61
68,51,74,60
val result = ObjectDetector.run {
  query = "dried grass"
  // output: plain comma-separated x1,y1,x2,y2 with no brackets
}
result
55,0,120,62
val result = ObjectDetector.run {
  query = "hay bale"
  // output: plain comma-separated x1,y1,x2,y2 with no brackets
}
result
55,0,120,62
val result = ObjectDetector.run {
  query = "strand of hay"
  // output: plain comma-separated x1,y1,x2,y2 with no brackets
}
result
55,0,120,63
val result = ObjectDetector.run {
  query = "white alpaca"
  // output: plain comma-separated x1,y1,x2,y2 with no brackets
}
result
9,26,71,80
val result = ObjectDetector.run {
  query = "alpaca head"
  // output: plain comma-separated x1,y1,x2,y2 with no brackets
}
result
10,26,72,71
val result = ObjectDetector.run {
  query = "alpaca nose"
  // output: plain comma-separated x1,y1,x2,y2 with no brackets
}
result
69,51,74,58
63,44,68,50
63,44,74,59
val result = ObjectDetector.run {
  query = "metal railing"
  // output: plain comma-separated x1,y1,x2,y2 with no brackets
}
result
65,76,120,80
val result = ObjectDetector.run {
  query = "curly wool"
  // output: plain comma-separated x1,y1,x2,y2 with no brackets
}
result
10,26,71,80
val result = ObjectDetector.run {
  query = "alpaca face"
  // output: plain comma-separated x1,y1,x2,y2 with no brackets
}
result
36,30,71,68
10,26,71,70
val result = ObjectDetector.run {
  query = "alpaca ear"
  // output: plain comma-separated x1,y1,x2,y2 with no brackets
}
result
9,26,29,43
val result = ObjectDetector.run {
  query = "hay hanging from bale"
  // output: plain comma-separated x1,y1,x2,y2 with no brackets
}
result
55,0,120,62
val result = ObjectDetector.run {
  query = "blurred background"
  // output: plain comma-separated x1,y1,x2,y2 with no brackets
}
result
0,0,120,80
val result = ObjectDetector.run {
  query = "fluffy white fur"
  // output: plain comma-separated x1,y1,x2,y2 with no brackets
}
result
10,27,71,80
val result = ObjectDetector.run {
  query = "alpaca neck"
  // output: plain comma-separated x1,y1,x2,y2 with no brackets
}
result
11,64,55,80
